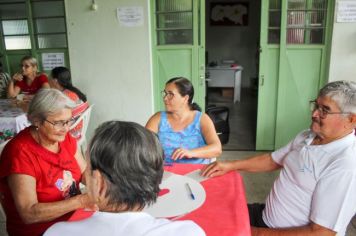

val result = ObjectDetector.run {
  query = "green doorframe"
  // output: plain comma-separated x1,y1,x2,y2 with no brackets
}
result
256,0,335,150
150,0,205,112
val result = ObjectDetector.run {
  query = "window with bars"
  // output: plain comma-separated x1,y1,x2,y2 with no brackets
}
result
267,0,327,45
155,0,193,45
0,0,67,50
287,0,327,44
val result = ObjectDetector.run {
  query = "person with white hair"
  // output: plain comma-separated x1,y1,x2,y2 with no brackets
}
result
202,80,356,236
0,89,91,236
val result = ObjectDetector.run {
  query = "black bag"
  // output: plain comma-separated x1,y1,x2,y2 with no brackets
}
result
206,106,230,144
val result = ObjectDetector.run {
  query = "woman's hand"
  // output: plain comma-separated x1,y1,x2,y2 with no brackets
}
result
12,72,23,82
200,161,234,178
78,193,98,211
171,147,194,160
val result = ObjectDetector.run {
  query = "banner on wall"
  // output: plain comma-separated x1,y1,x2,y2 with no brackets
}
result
42,53,65,71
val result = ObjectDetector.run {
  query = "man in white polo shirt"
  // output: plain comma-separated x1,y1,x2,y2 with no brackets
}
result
202,80,356,236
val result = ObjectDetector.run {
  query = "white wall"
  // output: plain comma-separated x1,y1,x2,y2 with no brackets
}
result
329,0,356,83
65,0,153,139
206,0,260,88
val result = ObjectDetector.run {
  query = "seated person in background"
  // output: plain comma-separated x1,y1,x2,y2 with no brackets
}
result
50,66,89,139
45,121,205,236
0,89,92,236
146,77,222,164
202,80,356,236
0,61,11,98
7,55,49,98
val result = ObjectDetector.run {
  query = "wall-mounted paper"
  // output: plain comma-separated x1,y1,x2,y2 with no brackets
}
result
117,6,143,27
144,172,206,218
337,1,356,23
42,53,65,71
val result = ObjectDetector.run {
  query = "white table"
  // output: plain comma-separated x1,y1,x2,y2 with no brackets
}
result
206,65,243,103
0,99,30,144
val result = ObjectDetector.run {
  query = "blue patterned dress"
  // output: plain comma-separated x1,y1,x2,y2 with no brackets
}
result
158,111,209,164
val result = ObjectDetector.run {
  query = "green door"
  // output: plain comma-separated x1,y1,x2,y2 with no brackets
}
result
256,0,333,150
151,0,205,111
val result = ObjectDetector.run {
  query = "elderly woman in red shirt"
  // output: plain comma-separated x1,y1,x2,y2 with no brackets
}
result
0,89,92,236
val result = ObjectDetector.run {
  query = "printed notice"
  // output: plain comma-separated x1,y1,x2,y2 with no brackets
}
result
337,1,356,22
42,53,65,71
117,6,144,27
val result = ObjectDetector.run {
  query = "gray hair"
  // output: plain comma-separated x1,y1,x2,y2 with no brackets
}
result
89,121,164,211
28,88,76,123
318,80,356,114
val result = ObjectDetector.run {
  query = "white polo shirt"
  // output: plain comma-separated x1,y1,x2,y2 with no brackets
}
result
263,130,356,236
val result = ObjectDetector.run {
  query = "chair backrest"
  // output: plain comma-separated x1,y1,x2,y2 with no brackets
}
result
0,140,10,157
206,106,230,144
70,104,94,149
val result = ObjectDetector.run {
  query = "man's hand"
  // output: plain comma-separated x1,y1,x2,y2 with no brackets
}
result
201,161,234,177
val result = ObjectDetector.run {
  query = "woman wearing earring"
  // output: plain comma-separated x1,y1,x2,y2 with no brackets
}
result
146,77,222,164
0,89,92,236
7,55,50,98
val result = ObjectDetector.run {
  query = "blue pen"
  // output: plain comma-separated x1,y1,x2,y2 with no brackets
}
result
185,183,195,200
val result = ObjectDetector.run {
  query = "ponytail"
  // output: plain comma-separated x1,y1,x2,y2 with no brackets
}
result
189,102,201,111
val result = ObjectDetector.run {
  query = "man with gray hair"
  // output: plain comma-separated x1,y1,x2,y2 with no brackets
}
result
202,80,356,236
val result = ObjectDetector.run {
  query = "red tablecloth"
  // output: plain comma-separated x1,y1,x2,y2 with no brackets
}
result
70,164,251,236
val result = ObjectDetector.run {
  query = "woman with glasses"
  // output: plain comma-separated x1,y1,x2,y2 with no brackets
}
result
146,77,221,164
7,55,50,98
0,89,92,236
50,67,89,139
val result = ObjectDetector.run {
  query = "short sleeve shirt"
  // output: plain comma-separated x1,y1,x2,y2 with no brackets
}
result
0,127,81,236
263,130,356,236
15,73,48,94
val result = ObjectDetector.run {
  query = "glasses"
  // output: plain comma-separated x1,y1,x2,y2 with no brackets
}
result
161,90,175,100
44,118,75,130
309,100,351,119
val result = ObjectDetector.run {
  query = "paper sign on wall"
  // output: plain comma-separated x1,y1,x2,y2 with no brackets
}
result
42,53,65,71
337,1,356,23
117,6,144,27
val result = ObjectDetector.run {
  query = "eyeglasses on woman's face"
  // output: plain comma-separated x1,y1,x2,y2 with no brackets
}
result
161,90,176,100
309,100,351,119
44,118,75,130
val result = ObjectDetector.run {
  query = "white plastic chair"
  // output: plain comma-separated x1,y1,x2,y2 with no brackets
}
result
0,140,10,157
70,104,94,155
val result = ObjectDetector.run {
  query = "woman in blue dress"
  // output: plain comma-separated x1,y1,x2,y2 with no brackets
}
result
146,77,222,164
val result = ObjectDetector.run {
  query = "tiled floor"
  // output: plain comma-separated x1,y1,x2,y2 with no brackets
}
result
207,88,257,150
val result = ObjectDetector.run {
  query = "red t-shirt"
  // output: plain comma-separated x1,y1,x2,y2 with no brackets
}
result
0,127,81,236
15,74,48,94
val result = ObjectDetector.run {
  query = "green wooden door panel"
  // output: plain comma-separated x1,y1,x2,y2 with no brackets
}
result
275,48,323,148
256,48,280,150
151,0,205,112
155,48,194,110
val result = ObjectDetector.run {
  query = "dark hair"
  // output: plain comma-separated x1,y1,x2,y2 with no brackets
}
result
51,67,87,102
89,121,164,211
166,77,201,111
